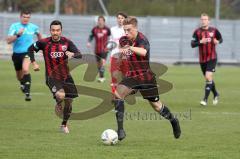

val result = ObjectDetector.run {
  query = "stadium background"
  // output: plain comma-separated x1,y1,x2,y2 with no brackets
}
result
0,0,240,63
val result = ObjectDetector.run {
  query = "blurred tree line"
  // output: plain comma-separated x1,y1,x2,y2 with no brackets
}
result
0,0,239,19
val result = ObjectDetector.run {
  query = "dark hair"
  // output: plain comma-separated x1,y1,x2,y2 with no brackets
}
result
123,16,138,27
116,12,127,18
50,20,62,29
20,9,31,16
98,15,105,21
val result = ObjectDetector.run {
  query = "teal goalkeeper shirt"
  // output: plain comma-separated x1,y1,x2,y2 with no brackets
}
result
8,22,39,54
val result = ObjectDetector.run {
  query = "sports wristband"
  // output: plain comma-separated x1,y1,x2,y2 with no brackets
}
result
16,34,21,38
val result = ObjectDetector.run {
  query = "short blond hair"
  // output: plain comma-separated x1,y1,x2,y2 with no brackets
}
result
201,13,210,20
123,16,138,27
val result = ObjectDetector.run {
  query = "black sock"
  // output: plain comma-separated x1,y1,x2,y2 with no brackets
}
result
204,81,213,101
99,66,104,78
19,79,25,92
114,99,124,130
20,79,24,86
55,98,63,106
22,74,31,94
62,105,72,126
159,105,174,121
211,81,218,97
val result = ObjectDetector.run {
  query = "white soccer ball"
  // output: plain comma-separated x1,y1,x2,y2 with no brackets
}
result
101,129,118,145
106,41,117,51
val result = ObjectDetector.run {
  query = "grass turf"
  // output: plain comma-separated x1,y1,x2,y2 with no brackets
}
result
0,59,239,159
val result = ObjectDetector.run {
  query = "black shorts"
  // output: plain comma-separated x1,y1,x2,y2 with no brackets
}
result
119,76,160,102
11,53,28,71
46,75,78,99
200,59,217,75
95,52,108,62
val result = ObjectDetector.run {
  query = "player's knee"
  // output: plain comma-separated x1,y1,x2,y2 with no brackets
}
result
114,90,124,100
55,91,65,100
205,72,213,81
147,96,160,103
147,96,161,111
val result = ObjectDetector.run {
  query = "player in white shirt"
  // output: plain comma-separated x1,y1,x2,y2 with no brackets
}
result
109,12,128,94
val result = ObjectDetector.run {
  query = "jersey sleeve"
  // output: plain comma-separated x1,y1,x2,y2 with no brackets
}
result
68,40,82,58
191,30,200,48
107,27,111,36
138,38,150,52
32,40,44,52
88,28,94,42
8,24,17,36
27,40,44,62
215,29,223,44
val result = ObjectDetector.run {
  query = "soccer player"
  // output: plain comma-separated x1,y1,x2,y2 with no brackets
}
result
25,20,82,133
110,12,128,94
191,13,223,106
6,10,42,101
87,16,111,82
113,16,181,140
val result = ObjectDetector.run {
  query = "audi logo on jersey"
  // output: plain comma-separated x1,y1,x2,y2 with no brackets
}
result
50,52,65,58
206,38,212,42
125,50,133,56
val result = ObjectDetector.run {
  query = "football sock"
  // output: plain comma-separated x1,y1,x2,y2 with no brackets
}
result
211,81,218,97
55,98,63,105
99,66,105,78
62,104,72,126
22,74,31,94
20,80,24,86
114,99,124,130
159,104,174,121
204,81,213,101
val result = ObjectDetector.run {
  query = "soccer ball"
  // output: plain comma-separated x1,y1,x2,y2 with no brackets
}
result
106,41,117,51
101,129,118,145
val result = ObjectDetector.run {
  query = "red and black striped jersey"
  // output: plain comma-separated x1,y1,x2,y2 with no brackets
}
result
191,27,223,63
88,26,111,54
28,36,81,80
123,32,154,81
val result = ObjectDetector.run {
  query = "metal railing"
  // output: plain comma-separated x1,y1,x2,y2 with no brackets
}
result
1,13,239,63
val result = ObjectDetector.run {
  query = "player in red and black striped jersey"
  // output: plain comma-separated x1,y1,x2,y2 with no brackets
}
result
191,13,223,106
114,16,181,140
25,20,82,133
87,16,111,82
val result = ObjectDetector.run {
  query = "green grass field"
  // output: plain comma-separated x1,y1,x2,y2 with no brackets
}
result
0,59,239,159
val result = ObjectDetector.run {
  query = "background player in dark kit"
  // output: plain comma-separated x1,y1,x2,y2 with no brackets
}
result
191,13,223,106
87,16,111,83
